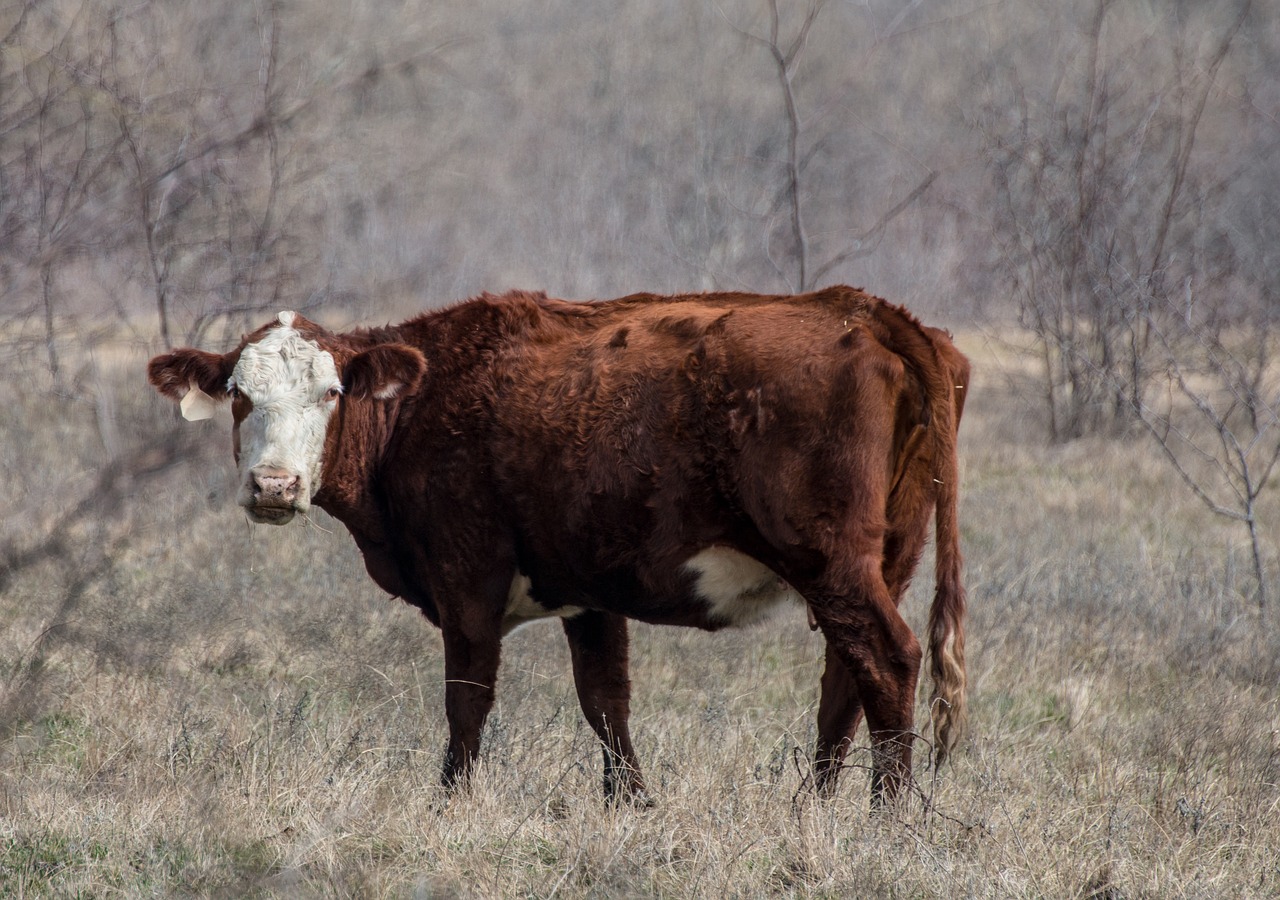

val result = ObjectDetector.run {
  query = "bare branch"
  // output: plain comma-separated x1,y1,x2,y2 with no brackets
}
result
783,0,827,71
1134,409,1249,523
811,171,937,285
1149,0,1252,275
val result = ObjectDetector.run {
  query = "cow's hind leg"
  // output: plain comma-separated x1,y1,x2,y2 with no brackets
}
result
814,642,865,797
808,558,922,807
562,611,649,804
814,530,928,798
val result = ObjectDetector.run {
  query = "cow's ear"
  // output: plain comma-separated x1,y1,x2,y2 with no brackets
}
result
343,343,427,401
148,349,233,402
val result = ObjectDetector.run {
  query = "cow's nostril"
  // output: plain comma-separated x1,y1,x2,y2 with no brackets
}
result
252,468,300,502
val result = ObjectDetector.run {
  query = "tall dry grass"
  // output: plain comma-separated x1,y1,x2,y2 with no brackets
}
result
0,330,1277,897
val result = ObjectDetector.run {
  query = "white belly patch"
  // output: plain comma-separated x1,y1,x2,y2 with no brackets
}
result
503,571,583,634
684,546,804,627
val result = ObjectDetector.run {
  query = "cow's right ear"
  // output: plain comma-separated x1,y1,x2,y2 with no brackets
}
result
148,349,233,403
343,343,427,401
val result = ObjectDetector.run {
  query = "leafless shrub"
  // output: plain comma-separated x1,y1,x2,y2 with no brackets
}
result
1136,305,1279,606
102,0,329,349
978,0,1263,441
975,0,1278,600
0,2,128,383
0,0,343,360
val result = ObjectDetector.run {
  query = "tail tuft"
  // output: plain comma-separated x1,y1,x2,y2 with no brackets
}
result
924,333,970,767
928,598,967,765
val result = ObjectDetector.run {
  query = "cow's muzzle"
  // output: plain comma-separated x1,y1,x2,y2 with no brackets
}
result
244,466,303,524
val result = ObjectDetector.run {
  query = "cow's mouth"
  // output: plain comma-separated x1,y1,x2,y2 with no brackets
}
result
246,505,297,525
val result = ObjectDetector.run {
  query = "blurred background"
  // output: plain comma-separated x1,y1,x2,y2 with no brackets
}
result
5,0,1272,346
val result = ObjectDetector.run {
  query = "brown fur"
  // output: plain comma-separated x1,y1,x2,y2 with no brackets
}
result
148,286,970,806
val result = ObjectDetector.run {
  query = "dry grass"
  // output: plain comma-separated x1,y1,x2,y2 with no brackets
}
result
1,332,1279,898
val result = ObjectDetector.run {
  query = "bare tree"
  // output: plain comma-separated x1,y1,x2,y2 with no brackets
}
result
0,0,356,371
976,0,1277,599
758,0,822,291
102,0,325,350
981,0,1255,441
728,0,936,293
2,5,126,383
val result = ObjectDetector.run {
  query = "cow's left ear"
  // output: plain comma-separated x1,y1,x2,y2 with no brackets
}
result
343,343,427,401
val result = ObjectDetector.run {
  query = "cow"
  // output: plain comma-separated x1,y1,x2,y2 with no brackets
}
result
147,286,969,806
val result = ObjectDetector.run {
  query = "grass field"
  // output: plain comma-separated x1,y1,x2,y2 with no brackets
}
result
1,329,1278,898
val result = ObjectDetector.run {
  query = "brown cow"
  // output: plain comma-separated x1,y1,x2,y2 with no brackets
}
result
148,287,969,805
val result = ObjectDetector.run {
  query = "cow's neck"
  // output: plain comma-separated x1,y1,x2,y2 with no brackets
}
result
312,394,439,618
313,386,403,545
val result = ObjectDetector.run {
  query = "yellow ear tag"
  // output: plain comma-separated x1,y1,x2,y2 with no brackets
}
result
180,380,218,421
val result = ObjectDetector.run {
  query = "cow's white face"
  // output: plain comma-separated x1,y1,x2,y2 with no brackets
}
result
229,312,342,524
149,310,427,527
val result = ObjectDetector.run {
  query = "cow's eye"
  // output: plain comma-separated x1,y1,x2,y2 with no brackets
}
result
324,386,342,402
228,385,241,400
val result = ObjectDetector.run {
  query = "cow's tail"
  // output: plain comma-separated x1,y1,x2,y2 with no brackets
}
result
924,337,969,768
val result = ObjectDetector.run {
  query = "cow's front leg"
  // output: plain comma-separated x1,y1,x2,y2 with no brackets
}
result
562,611,649,805
439,618,503,790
